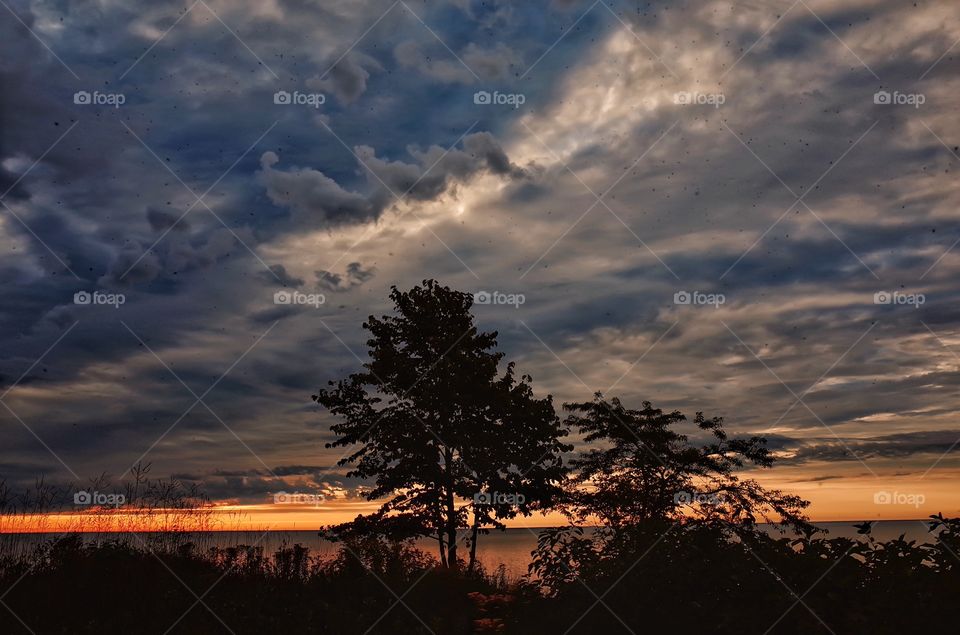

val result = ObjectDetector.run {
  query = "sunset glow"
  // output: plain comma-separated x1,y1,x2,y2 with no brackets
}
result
2,0,960,631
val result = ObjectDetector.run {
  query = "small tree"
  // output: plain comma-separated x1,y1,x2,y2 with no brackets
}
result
560,393,813,533
564,393,810,531
531,394,814,589
314,280,570,569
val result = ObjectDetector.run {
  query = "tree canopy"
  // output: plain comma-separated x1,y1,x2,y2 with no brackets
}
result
560,394,813,534
314,280,570,569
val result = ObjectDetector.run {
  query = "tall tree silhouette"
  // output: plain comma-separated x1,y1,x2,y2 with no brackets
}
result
314,280,569,569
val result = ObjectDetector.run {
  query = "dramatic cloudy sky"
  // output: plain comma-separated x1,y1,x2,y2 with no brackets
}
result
2,0,960,524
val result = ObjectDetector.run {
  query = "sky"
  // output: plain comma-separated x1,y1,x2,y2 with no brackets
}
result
1,0,960,528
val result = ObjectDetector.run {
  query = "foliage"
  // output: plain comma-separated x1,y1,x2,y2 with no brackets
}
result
2,518,959,633
559,394,814,535
314,280,569,569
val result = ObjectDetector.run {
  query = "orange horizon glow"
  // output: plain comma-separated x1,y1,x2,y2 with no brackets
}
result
4,490,957,534
6,464,959,533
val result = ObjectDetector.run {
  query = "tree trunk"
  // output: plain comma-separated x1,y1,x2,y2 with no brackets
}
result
438,534,447,568
444,448,458,569
468,516,480,571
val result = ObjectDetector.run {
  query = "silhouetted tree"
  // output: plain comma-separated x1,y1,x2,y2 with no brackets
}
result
560,393,813,532
314,280,569,570
531,394,816,594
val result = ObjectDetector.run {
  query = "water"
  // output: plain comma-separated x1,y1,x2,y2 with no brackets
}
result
0,520,938,579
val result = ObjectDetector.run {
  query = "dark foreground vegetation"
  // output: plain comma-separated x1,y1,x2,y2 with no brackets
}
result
1,281,954,633
1,517,959,634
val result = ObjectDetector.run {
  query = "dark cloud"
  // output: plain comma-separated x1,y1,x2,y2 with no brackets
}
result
258,131,524,226
257,151,378,224
307,54,378,105
166,465,369,504
359,131,527,197
394,40,519,82
99,249,162,287
261,265,304,288
316,261,376,291
786,430,960,465
146,207,189,233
